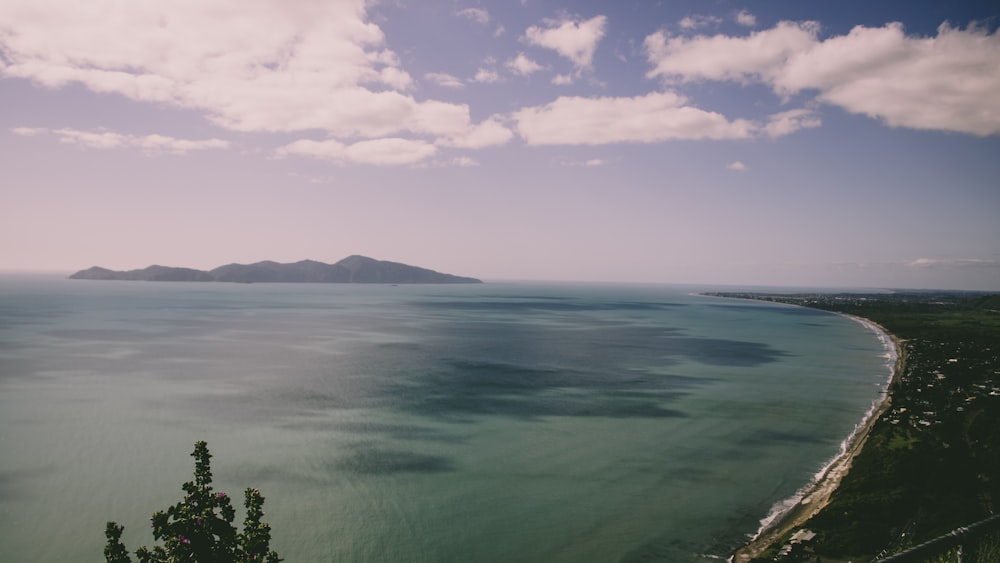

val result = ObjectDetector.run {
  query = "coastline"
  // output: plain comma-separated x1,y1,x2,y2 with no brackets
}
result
731,314,904,562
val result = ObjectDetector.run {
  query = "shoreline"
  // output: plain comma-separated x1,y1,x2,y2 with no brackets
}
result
731,313,904,562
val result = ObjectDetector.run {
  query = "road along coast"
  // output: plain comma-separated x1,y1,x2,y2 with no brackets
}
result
731,315,904,562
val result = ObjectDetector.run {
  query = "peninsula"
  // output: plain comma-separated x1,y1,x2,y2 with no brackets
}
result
710,290,1000,561
69,255,482,284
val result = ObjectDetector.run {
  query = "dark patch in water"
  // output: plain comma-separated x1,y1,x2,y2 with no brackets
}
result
227,465,330,487
416,299,686,313
465,294,576,301
335,446,454,474
316,421,467,443
432,359,705,394
173,293,790,425
665,336,787,366
0,465,57,502
275,389,363,410
383,351,702,420
411,390,687,420
706,302,832,317
272,319,790,422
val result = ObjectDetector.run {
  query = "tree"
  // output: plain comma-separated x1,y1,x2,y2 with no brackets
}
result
105,441,281,563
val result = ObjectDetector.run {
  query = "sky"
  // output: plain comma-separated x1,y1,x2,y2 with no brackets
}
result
2,0,999,290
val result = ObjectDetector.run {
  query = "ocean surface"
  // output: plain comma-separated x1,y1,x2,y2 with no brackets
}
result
0,276,893,562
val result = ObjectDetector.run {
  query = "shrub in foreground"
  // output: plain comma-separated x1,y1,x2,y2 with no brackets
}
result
105,441,281,563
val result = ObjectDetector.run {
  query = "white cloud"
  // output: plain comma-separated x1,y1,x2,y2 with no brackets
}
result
679,15,722,31
425,72,464,88
506,53,544,76
512,92,755,145
645,22,820,84
11,127,45,136
764,108,822,137
278,137,437,166
511,93,816,145
0,0,511,152
552,73,574,85
524,15,607,69
56,129,129,150
736,11,757,28
456,8,490,26
472,68,501,83
277,127,507,166
15,126,229,154
402,102,513,148
342,138,437,166
560,158,607,167
436,118,514,149
645,21,1000,136
727,161,747,171
450,156,479,167
785,23,1000,135
378,66,413,90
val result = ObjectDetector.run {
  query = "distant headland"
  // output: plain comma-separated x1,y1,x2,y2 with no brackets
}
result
69,255,482,284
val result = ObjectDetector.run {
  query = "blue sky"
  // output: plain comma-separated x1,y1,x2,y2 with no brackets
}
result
2,0,999,290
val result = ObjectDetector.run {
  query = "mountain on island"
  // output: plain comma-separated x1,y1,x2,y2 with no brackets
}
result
70,255,482,284
69,265,215,282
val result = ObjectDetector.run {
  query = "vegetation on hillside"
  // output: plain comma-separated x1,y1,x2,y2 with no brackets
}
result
712,291,1000,561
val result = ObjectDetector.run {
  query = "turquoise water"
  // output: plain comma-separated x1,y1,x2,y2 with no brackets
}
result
0,276,892,562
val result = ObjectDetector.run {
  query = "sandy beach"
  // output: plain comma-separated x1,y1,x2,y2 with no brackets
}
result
731,316,904,562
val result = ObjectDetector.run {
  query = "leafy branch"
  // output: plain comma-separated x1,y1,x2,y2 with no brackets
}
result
105,441,281,563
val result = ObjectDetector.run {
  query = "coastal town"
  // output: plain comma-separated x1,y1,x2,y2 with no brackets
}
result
711,291,1000,562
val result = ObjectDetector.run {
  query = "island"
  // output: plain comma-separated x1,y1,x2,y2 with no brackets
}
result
69,255,482,284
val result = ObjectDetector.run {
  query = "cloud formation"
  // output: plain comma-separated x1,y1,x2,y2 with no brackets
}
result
645,21,1000,136
4,1,996,173
645,21,820,84
277,138,437,166
13,127,228,154
512,92,756,145
456,8,490,26
506,53,545,76
524,15,608,69
473,68,502,83
0,0,512,150
551,74,574,86
764,109,822,138
276,117,512,165
679,15,722,31
511,92,819,145
437,118,514,149
735,11,757,28
425,72,464,88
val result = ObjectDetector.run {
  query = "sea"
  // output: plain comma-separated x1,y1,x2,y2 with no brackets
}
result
0,275,894,562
